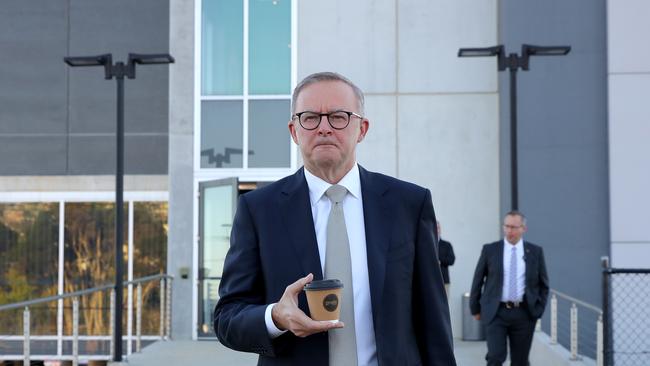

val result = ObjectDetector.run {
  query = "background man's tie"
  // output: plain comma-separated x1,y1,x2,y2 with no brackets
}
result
509,246,518,301
324,184,358,365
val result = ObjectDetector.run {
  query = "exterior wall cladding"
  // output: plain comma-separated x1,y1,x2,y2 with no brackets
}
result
498,0,609,314
0,0,170,176
2,0,615,340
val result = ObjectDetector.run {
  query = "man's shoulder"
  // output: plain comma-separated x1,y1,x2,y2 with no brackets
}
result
482,240,502,252
524,241,544,253
242,169,303,202
439,239,452,246
360,167,429,196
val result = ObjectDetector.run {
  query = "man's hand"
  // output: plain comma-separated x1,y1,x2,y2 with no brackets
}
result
271,273,344,337
473,314,481,321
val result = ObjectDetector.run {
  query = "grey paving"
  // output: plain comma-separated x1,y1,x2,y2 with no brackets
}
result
121,338,487,366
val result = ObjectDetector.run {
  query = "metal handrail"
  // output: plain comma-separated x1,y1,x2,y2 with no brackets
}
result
0,273,173,365
0,273,173,311
550,289,602,314
545,288,603,365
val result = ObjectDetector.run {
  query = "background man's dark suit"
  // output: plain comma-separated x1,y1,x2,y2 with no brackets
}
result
214,166,455,366
469,240,549,365
438,239,455,285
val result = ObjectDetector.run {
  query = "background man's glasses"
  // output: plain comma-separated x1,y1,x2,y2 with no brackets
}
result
293,110,363,130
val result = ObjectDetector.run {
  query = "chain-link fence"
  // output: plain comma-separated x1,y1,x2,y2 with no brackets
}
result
603,266,650,366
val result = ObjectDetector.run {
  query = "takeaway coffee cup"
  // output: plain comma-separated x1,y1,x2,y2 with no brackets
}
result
303,279,343,322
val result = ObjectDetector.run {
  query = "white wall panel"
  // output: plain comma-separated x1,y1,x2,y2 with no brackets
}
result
607,0,650,73
398,93,501,336
297,0,396,93
398,0,498,93
608,74,650,244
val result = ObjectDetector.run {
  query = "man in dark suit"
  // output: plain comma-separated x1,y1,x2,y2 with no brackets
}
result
214,72,456,365
436,221,456,297
469,211,549,366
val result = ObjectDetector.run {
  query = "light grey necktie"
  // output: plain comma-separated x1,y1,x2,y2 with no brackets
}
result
324,184,358,365
509,246,518,301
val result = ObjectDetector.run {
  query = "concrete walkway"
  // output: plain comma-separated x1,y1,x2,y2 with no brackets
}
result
122,338,488,366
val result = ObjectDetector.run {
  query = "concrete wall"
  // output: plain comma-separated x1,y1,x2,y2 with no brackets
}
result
0,0,170,176
607,0,650,268
298,0,501,337
498,0,610,310
168,0,195,340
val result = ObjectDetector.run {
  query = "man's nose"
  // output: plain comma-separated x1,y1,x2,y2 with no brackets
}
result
317,115,333,135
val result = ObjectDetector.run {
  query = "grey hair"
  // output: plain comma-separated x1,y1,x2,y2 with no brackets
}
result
505,210,527,226
291,72,365,115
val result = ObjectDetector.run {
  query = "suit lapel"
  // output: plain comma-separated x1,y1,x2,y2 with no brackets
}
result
495,240,505,291
359,167,391,316
279,168,323,280
523,241,533,283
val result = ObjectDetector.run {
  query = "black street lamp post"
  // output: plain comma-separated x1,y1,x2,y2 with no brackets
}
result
458,44,570,210
64,53,174,362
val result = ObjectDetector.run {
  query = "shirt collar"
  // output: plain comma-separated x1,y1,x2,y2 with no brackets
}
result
304,164,361,206
504,238,524,249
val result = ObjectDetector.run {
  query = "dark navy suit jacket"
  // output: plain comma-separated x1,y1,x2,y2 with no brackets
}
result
469,240,549,324
214,166,456,365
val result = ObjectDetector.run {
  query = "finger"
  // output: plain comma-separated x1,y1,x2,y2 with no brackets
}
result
293,318,344,337
286,273,313,294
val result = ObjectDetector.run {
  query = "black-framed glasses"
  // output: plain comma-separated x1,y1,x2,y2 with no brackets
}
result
292,110,363,130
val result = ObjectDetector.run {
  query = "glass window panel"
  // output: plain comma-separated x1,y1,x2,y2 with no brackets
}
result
0,203,59,335
133,202,168,278
202,0,244,95
201,100,244,168
248,99,291,167
249,0,291,94
64,202,127,336
133,201,168,335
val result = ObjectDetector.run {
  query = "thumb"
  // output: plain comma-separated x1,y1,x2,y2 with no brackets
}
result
287,273,314,295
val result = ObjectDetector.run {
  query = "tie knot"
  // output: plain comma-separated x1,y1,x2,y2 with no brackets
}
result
325,184,347,204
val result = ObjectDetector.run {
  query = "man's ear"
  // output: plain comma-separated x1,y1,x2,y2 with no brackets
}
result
357,118,370,143
288,120,300,144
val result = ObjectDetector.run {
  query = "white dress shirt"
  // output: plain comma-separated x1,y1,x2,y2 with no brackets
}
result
501,238,526,302
264,164,378,366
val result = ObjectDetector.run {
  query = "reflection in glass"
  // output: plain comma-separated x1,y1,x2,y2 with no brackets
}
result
202,0,243,95
0,203,59,335
201,100,244,168
248,100,291,167
249,0,291,94
64,203,127,336
200,181,236,336
133,202,168,334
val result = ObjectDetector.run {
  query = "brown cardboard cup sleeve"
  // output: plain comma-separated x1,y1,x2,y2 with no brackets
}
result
303,279,343,322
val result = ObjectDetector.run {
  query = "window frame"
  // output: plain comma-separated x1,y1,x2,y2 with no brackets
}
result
194,0,298,180
0,191,168,355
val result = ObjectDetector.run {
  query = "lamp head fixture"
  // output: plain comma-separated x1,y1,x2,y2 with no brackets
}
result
64,54,113,79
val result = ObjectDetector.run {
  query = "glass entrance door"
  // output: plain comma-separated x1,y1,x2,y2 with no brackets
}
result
198,177,238,337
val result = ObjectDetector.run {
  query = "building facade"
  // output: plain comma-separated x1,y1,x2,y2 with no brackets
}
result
1,0,648,350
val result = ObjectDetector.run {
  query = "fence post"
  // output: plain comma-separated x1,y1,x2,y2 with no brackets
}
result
110,289,116,360
570,303,578,360
550,294,557,344
23,306,30,365
136,283,143,352
597,313,603,366
160,278,165,339
601,256,611,366
73,297,79,366
166,277,172,339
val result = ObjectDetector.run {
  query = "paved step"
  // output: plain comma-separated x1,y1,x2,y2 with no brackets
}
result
120,338,487,366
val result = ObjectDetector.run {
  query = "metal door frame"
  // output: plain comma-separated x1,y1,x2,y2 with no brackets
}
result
197,177,238,338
